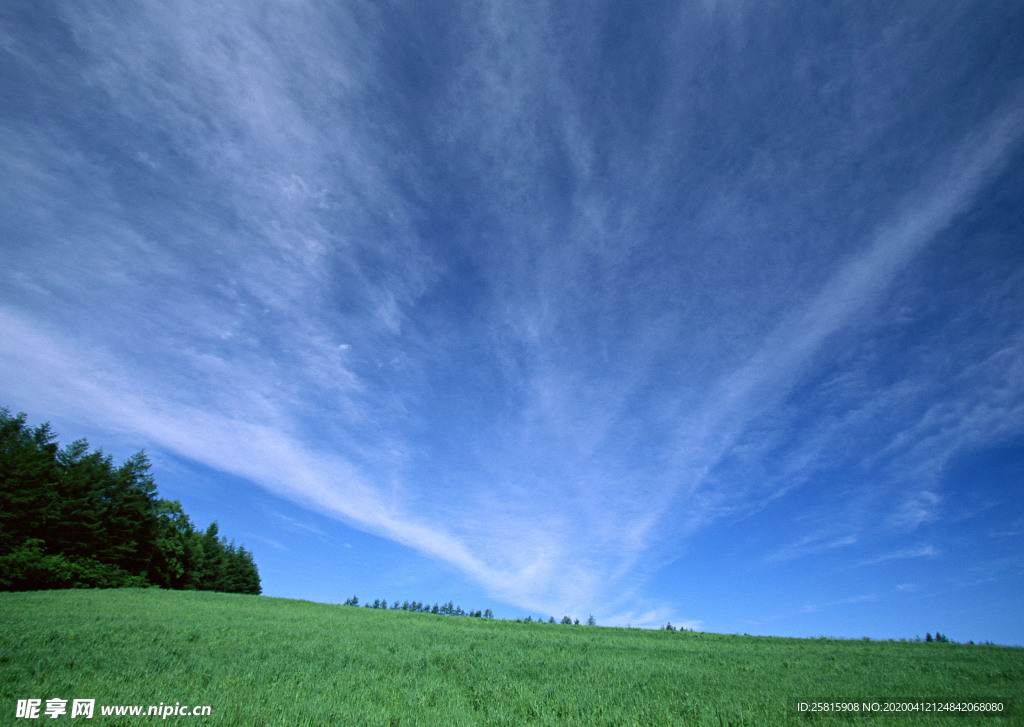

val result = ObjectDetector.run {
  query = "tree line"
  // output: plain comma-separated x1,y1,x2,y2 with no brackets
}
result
344,595,495,619
343,595,599,626
519,614,598,626
0,408,260,595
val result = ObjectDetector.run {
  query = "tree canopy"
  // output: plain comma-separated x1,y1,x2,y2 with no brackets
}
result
0,408,260,595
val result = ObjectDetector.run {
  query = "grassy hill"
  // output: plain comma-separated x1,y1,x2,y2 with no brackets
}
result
1,589,1021,725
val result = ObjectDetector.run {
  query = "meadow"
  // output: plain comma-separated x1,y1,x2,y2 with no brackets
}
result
1,589,1021,726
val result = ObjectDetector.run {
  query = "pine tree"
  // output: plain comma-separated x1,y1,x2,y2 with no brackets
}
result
148,499,196,589
0,410,60,558
1,408,261,594
198,522,227,591
105,450,159,574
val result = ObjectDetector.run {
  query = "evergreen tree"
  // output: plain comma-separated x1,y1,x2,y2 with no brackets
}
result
198,522,228,591
0,411,60,557
1,408,259,594
104,451,159,574
148,499,196,589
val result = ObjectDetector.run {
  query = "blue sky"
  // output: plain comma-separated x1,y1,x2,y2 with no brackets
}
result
2,1,1023,643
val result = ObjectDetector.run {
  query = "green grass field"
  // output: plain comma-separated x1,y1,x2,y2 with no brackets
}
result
1,589,1021,725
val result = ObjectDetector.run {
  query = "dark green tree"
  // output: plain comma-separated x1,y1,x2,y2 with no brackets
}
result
148,499,196,589
0,411,60,556
198,522,228,591
0,408,260,595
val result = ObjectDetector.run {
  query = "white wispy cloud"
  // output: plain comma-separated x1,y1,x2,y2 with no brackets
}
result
764,534,860,566
856,545,939,567
754,593,881,626
646,90,1024,537
795,593,879,617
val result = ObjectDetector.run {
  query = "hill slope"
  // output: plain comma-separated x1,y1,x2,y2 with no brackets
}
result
1,589,1021,725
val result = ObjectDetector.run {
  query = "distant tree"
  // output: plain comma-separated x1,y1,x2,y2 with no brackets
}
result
561,616,572,625
333,593,500,620
587,615,596,626
926,632,933,642
549,616,556,624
